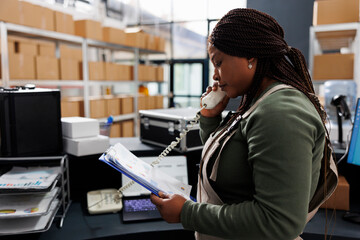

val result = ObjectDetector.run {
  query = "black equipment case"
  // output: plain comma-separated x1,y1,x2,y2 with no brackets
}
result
0,87,63,157
139,108,203,152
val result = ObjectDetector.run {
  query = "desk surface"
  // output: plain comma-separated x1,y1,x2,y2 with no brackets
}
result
32,201,192,240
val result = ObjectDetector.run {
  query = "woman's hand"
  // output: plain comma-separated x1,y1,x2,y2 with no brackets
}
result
150,192,187,223
200,82,229,118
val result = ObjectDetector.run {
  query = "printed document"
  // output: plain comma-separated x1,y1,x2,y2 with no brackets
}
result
99,143,193,200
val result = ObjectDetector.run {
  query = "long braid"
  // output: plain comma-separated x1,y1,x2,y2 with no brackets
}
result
209,8,327,128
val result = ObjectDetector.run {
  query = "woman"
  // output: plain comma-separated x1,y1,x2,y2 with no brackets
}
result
151,8,336,240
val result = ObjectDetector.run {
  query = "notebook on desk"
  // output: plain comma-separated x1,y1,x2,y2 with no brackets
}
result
121,155,188,222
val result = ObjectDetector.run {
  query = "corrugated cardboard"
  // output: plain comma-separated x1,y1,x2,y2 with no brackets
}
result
75,20,102,41
116,64,133,80
120,96,134,114
110,122,121,138
37,41,56,57
103,27,125,45
104,96,121,116
54,11,75,35
59,58,81,80
9,36,37,56
0,0,21,24
138,95,149,110
313,53,354,80
60,44,82,61
156,66,164,82
89,61,105,81
0,40,15,55
155,95,164,109
63,135,109,156
105,62,117,81
35,56,59,80
9,53,35,79
18,1,38,29
320,175,350,210
39,6,55,31
125,30,146,48
61,117,99,138
313,0,360,25
148,95,156,109
61,97,84,117
90,98,106,118
121,120,134,137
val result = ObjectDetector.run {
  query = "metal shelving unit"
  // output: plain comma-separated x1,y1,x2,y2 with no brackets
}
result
0,21,167,136
309,22,360,96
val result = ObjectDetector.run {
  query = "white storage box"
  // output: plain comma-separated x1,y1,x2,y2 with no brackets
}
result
63,135,110,156
61,117,99,138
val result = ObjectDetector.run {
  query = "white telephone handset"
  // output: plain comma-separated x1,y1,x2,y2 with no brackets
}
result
202,89,226,109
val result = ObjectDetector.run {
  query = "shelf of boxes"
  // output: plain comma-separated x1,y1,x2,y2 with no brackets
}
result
309,22,360,97
0,2,167,138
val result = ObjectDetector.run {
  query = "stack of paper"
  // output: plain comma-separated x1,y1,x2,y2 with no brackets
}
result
0,187,60,218
0,166,61,192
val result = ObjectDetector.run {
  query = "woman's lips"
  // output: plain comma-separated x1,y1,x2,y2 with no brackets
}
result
219,83,227,90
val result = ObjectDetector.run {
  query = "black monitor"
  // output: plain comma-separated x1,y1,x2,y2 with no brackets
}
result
347,98,360,166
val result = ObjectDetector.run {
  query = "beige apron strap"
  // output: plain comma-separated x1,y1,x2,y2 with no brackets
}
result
210,130,237,181
242,84,293,119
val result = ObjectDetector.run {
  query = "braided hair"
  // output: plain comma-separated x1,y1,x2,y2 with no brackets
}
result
209,8,327,126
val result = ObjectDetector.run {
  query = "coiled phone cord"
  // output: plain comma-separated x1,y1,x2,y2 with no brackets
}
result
113,107,205,203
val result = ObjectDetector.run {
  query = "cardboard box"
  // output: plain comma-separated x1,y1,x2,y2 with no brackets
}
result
121,120,134,137
60,44,82,61
320,175,350,210
120,96,134,114
155,95,164,109
35,56,59,80
125,31,146,48
60,58,81,80
61,117,99,138
313,0,360,25
88,61,105,81
138,64,147,81
155,36,166,52
9,53,35,79
103,27,125,45
147,34,157,50
38,41,56,57
0,0,21,24
90,98,106,118
105,62,117,81
116,64,133,80
19,2,54,31
138,95,149,110
54,11,75,35
61,97,84,117
156,66,164,82
18,1,38,28
148,66,156,81
148,95,156,109
104,96,121,116
0,40,15,55
75,20,102,41
110,122,121,138
313,53,354,80
39,6,55,31
63,135,109,156
9,36,37,56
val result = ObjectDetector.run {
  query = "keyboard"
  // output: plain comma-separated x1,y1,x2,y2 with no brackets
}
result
123,198,157,212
